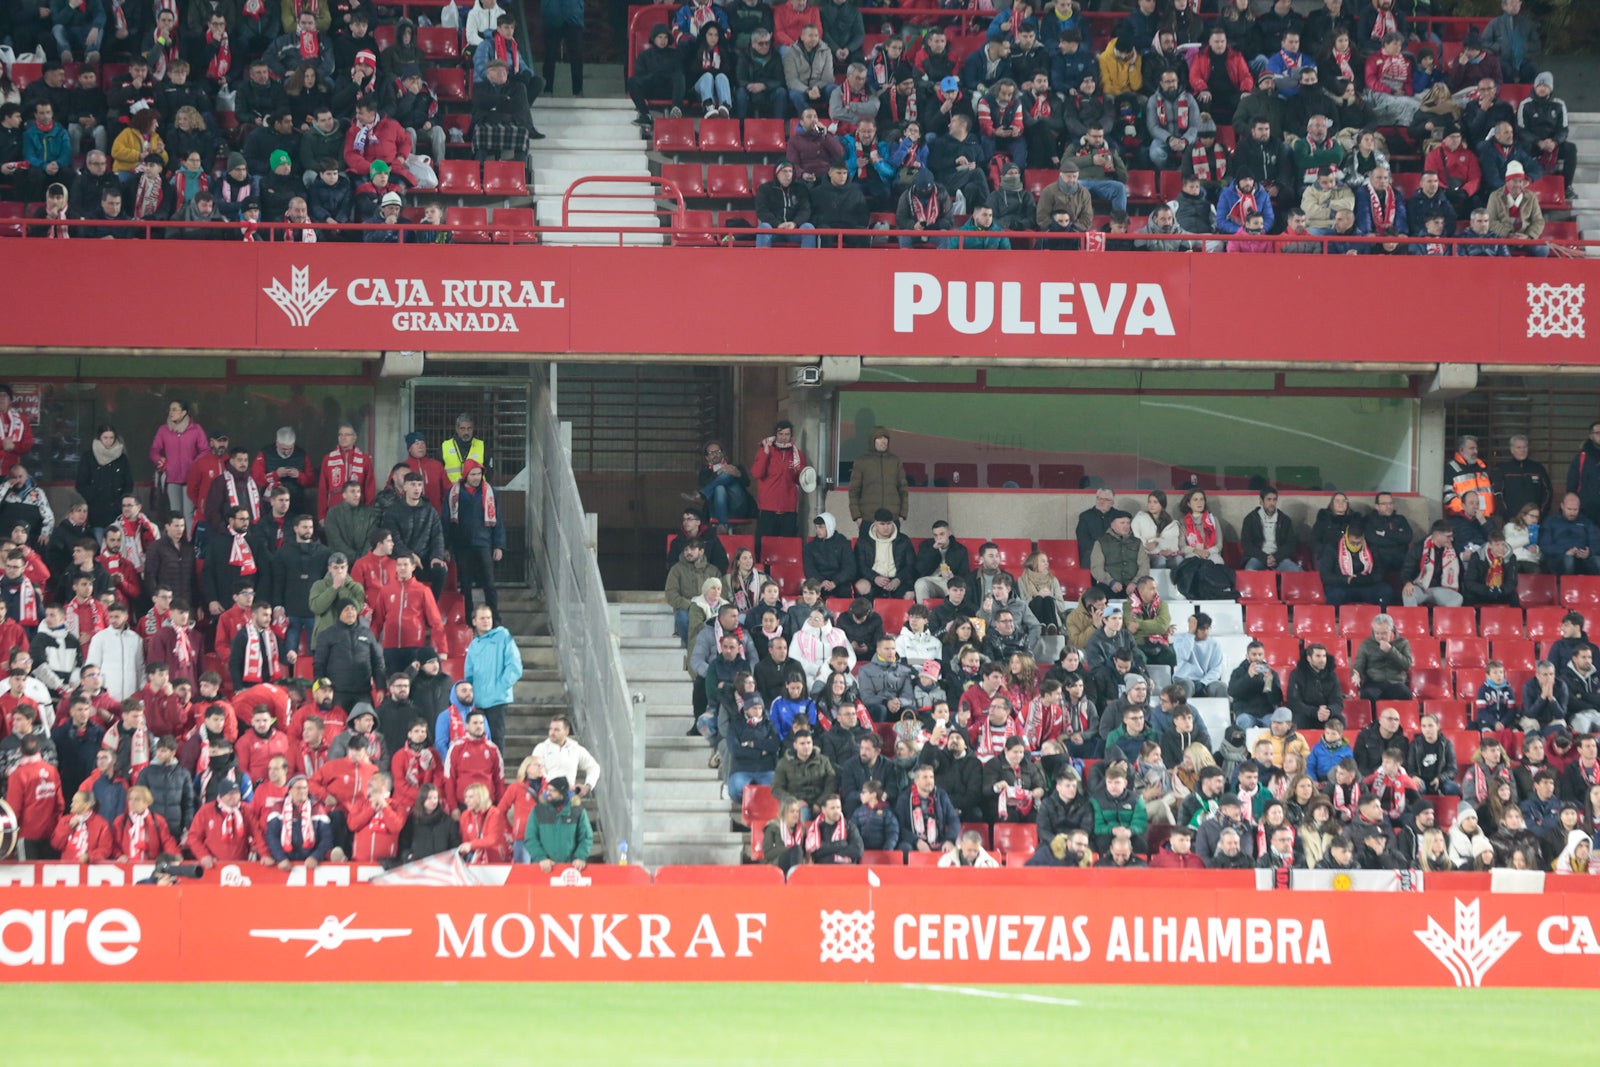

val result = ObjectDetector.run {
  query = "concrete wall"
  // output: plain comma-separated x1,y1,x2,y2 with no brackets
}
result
821,488,1437,545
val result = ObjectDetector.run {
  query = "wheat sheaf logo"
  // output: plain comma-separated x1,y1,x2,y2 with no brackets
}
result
264,266,339,327
1413,898,1520,988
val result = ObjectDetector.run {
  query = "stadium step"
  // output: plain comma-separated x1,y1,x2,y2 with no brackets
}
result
640,832,745,865
645,736,720,770
528,94,661,246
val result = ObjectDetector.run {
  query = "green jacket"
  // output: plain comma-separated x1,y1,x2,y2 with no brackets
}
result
1124,596,1170,645
665,557,717,612
307,576,366,650
847,429,909,523
324,502,378,563
523,799,594,863
771,752,838,807
1090,531,1149,588
1091,787,1149,838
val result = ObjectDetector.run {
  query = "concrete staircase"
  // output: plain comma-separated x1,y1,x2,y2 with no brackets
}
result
1565,112,1599,250
531,96,662,246
618,599,746,865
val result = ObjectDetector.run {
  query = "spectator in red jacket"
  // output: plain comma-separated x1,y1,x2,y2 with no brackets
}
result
185,431,231,519
0,384,36,477
499,753,546,862
310,731,378,848
347,769,406,862
236,704,294,781
112,784,180,861
370,553,444,676
250,754,292,860
1188,28,1252,125
750,421,807,544
97,529,143,607
213,582,255,659
457,780,511,863
445,708,505,811
295,713,332,778
352,529,398,609
1424,127,1483,217
51,789,114,862
132,662,187,737
188,778,255,867
390,717,443,809
144,601,200,683
6,733,63,857
402,433,448,510
344,101,414,184
317,424,375,520
1147,823,1206,867
230,680,294,733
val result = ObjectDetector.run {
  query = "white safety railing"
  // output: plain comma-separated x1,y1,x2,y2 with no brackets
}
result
528,369,644,864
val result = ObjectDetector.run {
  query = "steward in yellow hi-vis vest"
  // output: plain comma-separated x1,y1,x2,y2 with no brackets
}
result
441,413,486,484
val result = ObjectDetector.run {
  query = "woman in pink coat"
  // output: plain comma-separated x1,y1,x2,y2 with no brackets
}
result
148,399,208,524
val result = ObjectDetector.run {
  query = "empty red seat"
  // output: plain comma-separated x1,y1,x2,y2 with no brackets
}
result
1125,169,1158,203
1158,168,1183,201
1410,668,1454,700
0,202,23,238
1520,574,1558,607
1339,604,1380,638
1525,607,1567,643
760,536,803,565
1420,699,1471,729
1561,576,1600,608
1059,568,1093,600
1024,168,1055,196
1292,604,1337,642
1259,637,1300,671
445,206,490,242
661,162,705,197
1246,603,1290,637
1234,571,1278,602
1278,572,1324,604
989,538,1033,571
1444,637,1487,669
427,66,469,103
1530,175,1568,211
418,25,460,58
8,62,41,90
750,162,775,187
673,207,720,245
1478,606,1524,638
933,462,979,487
987,463,1034,488
705,164,752,198
652,117,697,153
437,159,482,195
743,118,787,153
1386,606,1428,637
373,24,395,50
1490,638,1536,670
1037,463,1086,489
992,823,1038,856
878,600,911,635
1035,539,1080,570
696,117,741,151
1432,606,1476,637
767,559,804,596
1454,669,1486,704
1410,642,1443,669
481,160,528,196
862,850,904,865
491,206,537,243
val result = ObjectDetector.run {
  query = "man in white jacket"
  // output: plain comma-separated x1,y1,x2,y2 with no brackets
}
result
790,605,853,694
86,602,144,702
937,829,1000,867
530,715,601,797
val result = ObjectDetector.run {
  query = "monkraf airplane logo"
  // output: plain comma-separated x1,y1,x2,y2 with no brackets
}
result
248,913,413,957
1414,898,1520,987
263,266,338,327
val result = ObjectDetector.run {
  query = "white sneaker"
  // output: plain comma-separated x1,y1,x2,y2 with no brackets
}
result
668,105,682,118
715,105,729,118
703,102,717,118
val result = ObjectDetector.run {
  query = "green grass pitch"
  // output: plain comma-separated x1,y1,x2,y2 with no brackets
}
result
13,983,1590,1066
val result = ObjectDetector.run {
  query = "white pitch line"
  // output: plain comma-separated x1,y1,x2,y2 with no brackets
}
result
902,984,1080,1007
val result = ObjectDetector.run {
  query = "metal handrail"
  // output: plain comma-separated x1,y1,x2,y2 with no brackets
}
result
561,175,687,228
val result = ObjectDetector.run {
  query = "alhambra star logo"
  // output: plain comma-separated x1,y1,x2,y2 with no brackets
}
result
1526,282,1585,339
1413,898,1520,987
263,266,338,327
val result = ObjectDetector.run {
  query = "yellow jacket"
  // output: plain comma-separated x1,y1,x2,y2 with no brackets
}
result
111,128,166,174
1098,40,1142,98
1265,729,1311,770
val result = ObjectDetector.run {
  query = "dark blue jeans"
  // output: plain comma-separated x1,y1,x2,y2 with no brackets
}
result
702,471,748,522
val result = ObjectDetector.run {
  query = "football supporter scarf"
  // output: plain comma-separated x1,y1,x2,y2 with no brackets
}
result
1155,94,1189,132
66,814,91,859
242,623,281,684
910,789,940,845
447,479,497,526
280,797,317,854
1330,779,1360,820
109,0,127,32
997,768,1034,819
1027,91,1052,120
804,814,848,857
1337,536,1373,577
1187,141,1226,182
1369,8,1396,40
125,808,152,857
225,473,261,520
1485,553,1505,590
399,743,438,792
974,713,1018,760
888,87,919,125
1183,511,1218,551
909,188,940,225
207,30,231,81
492,32,519,72
228,530,257,575
11,576,37,625
217,799,245,840
1370,768,1410,819
325,448,368,495
117,513,159,569
1223,186,1258,228
1415,543,1459,589
0,410,24,448
1366,186,1396,231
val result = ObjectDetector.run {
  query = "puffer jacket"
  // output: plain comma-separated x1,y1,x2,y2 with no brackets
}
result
134,761,195,842
1286,653,1345,730
463,625,523,708
846,429,908,522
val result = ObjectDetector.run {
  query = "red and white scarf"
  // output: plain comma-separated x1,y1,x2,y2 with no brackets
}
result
447,480,497,526
108,722,153,778
1415,542,1459,589
1026,91,1053,120
109,0,127,32
241,623,281,684
1224,187,1258,228
1331,48,1354,82
909,789,940,845
1183,511,1218,551
118,513,159,569
1337,536,1374,578
10,576,38,625
909,188,941,225
299,30,320,60
225,473,261,520
1366,186,1396,231
324,448,369,498
241,0,262,18
1330,778,1361,821
0,409,24,448
207,30,231,81
974,712,1021,761
1127,586,1167,645
66,814,92,859
228,530,257,575
217,800,245,841
1188,141,1227,183
443,705,472,750
889,87,919,126
1155,95,1190,133
280,797,318,854
996,767,1035,820
1369,8,1396,40
398,744,438,793
1025,700,1065,749
124,808,152,858
1369,768,1411,819
804,814,849,858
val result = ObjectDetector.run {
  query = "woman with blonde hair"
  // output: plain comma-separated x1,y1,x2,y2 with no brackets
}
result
685,576,725,654
497,754,547,861
1503,502,1543,573
762,795,808,871
724,546,766,617
457,781,511,863
1018,550,1068,634
1131,490,1180,570
1418,827,1455,872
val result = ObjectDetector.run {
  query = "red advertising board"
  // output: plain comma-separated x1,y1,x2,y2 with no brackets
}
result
5,882,1599,987
3,244,1592,363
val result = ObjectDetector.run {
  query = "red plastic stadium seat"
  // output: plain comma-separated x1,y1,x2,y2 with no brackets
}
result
992,823,1038,856
987,463,1034,488
1035,539,1079,570
437,159,482,195
481,160,528,196
1490,638,1536,671
751,163,775,187
652,117,697,153
1246,603,1290,637
1478,606,1524,638
862,850,904,865
445,206,490,242
1431,606,1476,637
1125,169,1158,204
1561,576,1600,608
723,534,756,561
1530,175,1568,211
1059,568,1093,600
1410,642,1443,669
1525,607,1567,642
742,784,779,827
961,822,992,847
697,117,742,151
418,25,460,58
705,164,752,198
1519,574,1558,607
989,538,1033,571
661,162,705,197
8,62,41,90
767,559,804,596
426,66,469,103
1393,171,1420,199
1259,637,1300,671
373,24,395,50
1024,169,1055,196
1278,572,1324,604
1384,606,1427,637
825,597,854,617
1158,169,1182,201
1444,637,1487,669
933,462,979,487
438,591,466,625
0,202,23,238
1410,668,1454,700
743,118,787,153
760,537,803,565
1292,604,1337,642
1431,794,1462,833
1037,463,1086,489
1215,126,1236,150
1339,604,1380,638
1234,571,1278,602
877,600,911,635
902,461,927,486
673,207,719,246
1422,700,1472,729
905,851,943,866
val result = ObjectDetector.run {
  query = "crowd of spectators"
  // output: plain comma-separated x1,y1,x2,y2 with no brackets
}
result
666,421,1600,874
633,0,1574,253
0,0,547,239
0,392,603,872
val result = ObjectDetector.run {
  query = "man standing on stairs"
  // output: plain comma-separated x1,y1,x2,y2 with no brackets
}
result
540,0,585,98
465,604,522,755
441,414,486,486
532,715,601,798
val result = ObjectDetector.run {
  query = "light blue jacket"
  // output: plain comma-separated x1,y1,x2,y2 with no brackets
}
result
463,625,524,709
1172,631,1224,686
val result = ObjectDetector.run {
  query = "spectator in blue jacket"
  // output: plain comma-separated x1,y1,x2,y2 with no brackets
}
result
1459,207,1509,257
1477,120,1541,192
463,603,523,752
22,102,72,201
445,459,506,621
1540,493,1600,576
1353,165,1407,235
